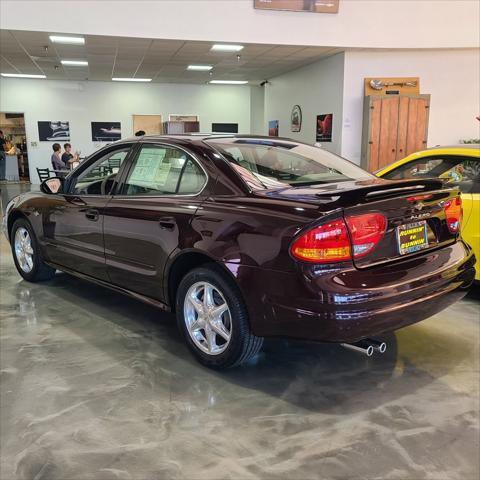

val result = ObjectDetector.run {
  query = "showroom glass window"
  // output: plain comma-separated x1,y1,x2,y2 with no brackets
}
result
207,138,373,189
122,144,206,196
382,156,480,194
70,148,131,195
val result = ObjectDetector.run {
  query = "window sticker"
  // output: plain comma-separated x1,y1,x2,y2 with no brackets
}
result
129,148,170,188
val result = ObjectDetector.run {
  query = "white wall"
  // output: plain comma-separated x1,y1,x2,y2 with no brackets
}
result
264,52,344,153
1,1,478,49
342,49,480,164
0,78,251,182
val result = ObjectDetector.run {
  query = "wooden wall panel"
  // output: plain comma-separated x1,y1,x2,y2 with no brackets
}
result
368,97,382,170
396,96,410,161
377,96,399,169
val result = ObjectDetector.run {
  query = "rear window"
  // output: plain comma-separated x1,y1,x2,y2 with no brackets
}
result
206,138,373,190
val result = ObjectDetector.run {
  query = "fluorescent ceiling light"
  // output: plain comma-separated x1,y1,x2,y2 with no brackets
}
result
112,77,152,82
1,73,46,79
187,65,213,71
211,44,244,52
209,80,248,85
49,35,85,45
61,60,88,66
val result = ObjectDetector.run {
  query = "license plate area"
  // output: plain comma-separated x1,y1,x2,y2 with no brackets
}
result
397,221,429,255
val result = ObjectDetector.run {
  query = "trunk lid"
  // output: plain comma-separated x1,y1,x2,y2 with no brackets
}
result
256,178,461,269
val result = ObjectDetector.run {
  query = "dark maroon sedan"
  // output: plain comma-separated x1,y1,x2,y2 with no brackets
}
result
4,135,476,367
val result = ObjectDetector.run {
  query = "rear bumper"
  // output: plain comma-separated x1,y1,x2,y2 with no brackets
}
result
228,241,476,343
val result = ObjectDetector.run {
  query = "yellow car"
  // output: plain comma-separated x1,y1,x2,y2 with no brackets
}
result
376,145,480,281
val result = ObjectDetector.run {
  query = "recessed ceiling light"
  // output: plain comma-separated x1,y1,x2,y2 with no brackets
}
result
112,77,152,82
61,60,88,66
209,80,248,85
211,44,244,52
187,65,213,71
1,73,46,79
49,35,85,45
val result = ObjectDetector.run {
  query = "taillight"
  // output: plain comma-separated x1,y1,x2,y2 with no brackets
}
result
346,213,386,258
444,196,462,233
290,213,386,264
290,218,351,263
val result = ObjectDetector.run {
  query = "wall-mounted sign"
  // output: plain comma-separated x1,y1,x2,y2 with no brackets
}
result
38,121,70,141
91,122,121,142
254,0,339,14
316,114,333,142
291,105,302,132
268,120,279,137
364,77,420,96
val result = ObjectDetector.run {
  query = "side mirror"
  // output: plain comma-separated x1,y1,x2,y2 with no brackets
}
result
41,177,64,194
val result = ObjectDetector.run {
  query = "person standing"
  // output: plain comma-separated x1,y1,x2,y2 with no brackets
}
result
0,130,7,181
61,143,78,168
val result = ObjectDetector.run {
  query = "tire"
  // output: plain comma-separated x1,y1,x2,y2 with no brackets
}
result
176,265,264,369
10,218,56,282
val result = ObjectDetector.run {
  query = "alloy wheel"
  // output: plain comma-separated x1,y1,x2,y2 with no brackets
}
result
184,281,232,355
14,227,34,273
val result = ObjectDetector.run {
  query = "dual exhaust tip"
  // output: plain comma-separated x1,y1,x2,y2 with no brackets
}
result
341,338,387,356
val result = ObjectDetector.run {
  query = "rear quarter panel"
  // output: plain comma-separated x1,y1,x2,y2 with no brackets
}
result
189,196,332,272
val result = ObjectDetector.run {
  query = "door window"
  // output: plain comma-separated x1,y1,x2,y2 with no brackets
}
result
383,156,480,194
70,148,130,195
122,145,206,195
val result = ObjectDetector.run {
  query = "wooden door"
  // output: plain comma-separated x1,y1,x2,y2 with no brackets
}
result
376,96,400,170
362,94,430,171
133,115,162,135
404,97,429,156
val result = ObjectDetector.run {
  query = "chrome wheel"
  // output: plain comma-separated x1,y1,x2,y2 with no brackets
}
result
184,281,232,356
14,227,34,273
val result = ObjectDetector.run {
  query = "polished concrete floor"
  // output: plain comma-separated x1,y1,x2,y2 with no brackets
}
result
0,184,479,480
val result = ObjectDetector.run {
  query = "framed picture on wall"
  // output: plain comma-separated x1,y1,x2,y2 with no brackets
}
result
316,113,333,142
268,120,279,137
38,121,70,141
91,122,121,142
291,105,302,132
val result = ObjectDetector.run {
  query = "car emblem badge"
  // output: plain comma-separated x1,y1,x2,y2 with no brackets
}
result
414,202,424,211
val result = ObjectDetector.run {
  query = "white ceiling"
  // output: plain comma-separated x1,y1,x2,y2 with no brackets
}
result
0,30,342,84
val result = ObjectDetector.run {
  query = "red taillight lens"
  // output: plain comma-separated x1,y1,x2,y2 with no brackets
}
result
444,196,462,233
290,213,386,264
346,213,386,258
290,218,351,263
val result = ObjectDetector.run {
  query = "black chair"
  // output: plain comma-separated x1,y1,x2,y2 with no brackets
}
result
37,168,51,183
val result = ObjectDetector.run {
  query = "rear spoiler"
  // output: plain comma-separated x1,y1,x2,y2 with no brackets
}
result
315,178,451,206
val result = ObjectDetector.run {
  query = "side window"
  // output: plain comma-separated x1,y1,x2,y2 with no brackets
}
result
383,155,480,193
123,145,206,196
383,157,451,180
444,159,480,194
178,159,207,194
71,148,130,195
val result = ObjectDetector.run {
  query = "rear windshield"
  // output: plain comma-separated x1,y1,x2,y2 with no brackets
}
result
206,138,373,189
